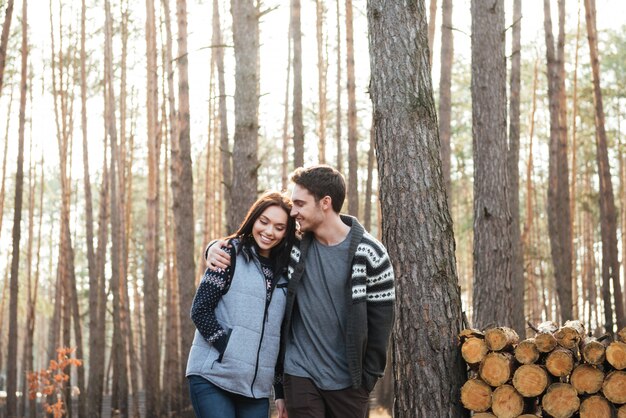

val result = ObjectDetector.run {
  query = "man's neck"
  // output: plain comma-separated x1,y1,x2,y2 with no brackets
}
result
312,213,350,246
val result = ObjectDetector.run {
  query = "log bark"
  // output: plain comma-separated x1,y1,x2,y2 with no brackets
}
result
515,339,540,365
512,364,549,397
541,383,580,418
480,352,515,387
579,394,613,418
460,378,492,412
491,384,524,418
602,371,626,404
571,364,604,395
546,347,575,377
485,327,520,352
606,341,626,370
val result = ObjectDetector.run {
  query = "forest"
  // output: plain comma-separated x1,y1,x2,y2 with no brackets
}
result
0,0,624,416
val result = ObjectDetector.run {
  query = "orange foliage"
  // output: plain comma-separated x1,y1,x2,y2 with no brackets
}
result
26,347,83,418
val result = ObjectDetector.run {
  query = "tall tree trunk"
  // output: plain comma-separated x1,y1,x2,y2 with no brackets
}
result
0,0,15,95
230,0,259,225
335,0,342,172
438,0,452,201
291,0,304,168
570,3,582,319
583,0,624,331
6,0,27,413
427,0,437,64
105,0,129,414
367,0,466,416
144,0,161,416
316,0,327,164
363,125,374,231
471,0,513,329
508,0,525,337
345,0,358,216
211,0,232,233
0,90,13,244
544,0,573,322
173,0,196,414
281,21,292,191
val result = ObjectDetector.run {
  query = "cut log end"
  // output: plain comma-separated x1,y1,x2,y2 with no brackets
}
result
555,324,584,349
541,383,580,418
512,364,549,397
618,404,626,418
535,332,558,353
460,378,492,412
485,327,520,351
462,337,488,365
617,326,626,344
579,395,613,418
473,413,497,418
492,384,524,418
546,347,575,377
602,371,626,404
515,339,540,365
480,352,514,387
571,364,605,395
606,341,626,370
582,339,607,365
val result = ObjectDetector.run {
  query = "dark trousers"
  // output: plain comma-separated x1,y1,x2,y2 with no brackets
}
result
283,374,370,418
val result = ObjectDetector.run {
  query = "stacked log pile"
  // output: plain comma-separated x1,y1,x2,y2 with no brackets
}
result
460,321,626,417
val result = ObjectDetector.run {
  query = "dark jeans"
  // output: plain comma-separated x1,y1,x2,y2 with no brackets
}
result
188,375,269,418
283,374,370,418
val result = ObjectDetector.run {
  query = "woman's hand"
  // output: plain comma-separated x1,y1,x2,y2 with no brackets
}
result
275,399,288,418
205,239,231,270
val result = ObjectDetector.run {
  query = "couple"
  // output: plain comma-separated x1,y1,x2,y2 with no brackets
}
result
186,165,396,418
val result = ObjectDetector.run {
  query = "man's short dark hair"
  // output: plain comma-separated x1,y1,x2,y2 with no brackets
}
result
291,165,346,213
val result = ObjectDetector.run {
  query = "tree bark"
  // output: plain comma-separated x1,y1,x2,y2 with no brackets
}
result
316,0,327,164
291,0,304,168
174,0,196,413
335,0,342,172
367,0,466,415
471,0,513,329
346,0,358,216
211,0,232,233
363,125,375,231
6,0,26,413
230,0,259,227
427,0,437,64
0,0,15,95
508,0,525,337
583,0,625,331
438,0,452,201
544,0,573,322
144,0,161,415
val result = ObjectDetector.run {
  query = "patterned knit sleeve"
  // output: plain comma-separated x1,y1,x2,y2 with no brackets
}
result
190,247,234,354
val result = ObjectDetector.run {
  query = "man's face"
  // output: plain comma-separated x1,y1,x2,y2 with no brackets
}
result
290,184,324,233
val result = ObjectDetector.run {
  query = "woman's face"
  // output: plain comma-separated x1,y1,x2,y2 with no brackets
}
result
252,205,289,257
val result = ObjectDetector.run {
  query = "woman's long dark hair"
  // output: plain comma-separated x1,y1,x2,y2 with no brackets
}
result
228,191,297,276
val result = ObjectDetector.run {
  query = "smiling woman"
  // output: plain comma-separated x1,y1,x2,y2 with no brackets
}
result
186,191,297,418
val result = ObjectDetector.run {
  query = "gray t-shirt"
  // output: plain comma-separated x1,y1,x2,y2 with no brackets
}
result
284,232,352,390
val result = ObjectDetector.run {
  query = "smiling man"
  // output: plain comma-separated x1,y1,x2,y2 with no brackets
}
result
206,165,395,418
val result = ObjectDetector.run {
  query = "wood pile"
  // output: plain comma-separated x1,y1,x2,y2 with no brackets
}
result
460,321,626,417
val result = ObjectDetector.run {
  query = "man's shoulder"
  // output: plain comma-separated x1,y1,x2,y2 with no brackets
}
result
358,231,388,255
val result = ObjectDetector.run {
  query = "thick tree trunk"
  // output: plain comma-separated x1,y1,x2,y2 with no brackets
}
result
508,0,525,337
438,0,452,200
291,0,304,168
230,0,259,226
6,0,26,413
583,0,624,332
367,0,466,416
471,0,513,329
174,0,196,414
346,0,358,216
